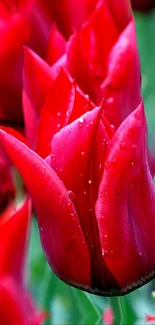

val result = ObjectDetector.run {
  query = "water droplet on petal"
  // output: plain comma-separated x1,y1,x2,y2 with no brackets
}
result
40,227,43,232
68,190,75,200
88,179,92,184
104,234,108,238
84,190,87,195
66,110,70,117
67,202,72,212
71,212,76,221
120,142,126,149
110,124,115,131
98,164,102,171
57,112,61,117
51,153,55,160
79,117,84,127
81,151,85,157
107,97,114,105
131,161,135,166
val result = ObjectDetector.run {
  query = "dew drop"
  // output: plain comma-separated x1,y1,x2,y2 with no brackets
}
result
66,110,70,117
84,190,87,195
90,121,94,126
120,142,126,149
71,212,76,221
67,202,72,212
79,117,84,127
88,179,92,184
81,151,85,157
57,123,61,131
131,161,135,166
107,97,114,105
99,163,102,171
110,124,115,131
68,190,75,200
57,112,61,117
40,227,43,232
104,234,108,238
51,153,55,160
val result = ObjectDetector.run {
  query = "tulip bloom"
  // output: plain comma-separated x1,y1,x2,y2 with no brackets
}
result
23,0,141,129
0,100,155,296
0,199,44,324
66,0,141,127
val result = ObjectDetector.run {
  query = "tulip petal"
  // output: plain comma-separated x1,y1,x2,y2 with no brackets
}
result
23,47,55,113
47,24,66,65
0,276,44,325
0,13,29,123
105,0,132,31
36,69,75,158
0,199,31,284
0,130,91,289
101,19,141,127
50,0,98,38
96,102,155,294
66,0,119,104
50,107,118,293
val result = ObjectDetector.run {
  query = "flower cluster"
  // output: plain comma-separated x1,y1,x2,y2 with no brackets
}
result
0,2,155,320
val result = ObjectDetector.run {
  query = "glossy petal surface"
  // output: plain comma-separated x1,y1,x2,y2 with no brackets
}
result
0,130,91,289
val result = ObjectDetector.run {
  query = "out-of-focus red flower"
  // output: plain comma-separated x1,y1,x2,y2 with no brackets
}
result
0,199,44,324
1,101,155,296
0,0,34,124
146,314,155,322
102,306,114,325
131,0,155,11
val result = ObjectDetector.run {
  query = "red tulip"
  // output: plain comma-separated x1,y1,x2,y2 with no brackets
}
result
66,1,141,127
0,100,154,296
23,48,93,154
0,199,44,324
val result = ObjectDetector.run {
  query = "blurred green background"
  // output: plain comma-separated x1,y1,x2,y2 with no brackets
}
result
26,9,155,325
